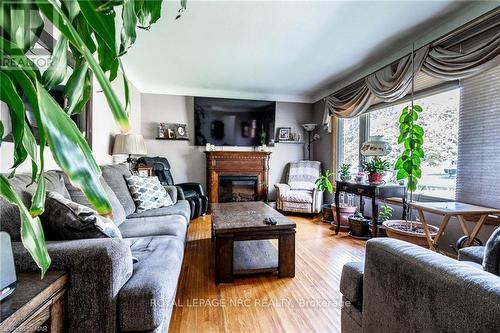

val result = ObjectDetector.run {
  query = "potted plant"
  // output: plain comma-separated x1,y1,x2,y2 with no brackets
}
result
315,170,334,193
369,204,393,237
348,211,372,238
339,163,352,182
362,157,391,185
383,104,438,246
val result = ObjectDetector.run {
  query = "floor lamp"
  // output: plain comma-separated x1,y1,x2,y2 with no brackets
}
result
302,123,319,160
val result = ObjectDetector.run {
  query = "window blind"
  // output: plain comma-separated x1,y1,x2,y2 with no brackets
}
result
455,64,500,208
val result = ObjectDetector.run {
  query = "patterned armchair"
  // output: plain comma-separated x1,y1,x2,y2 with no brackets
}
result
275,161,323,214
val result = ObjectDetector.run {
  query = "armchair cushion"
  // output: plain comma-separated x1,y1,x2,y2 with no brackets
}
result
281,190,313,203
287,161,321,191
340,262,364,308
483,227,500,275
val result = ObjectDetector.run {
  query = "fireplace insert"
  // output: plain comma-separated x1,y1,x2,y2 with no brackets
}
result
218,176,258,202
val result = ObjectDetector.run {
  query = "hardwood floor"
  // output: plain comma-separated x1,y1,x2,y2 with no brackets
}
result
169,214,366,333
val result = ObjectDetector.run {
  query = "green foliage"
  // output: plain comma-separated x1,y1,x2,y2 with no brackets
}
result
339,163,351,178
362,157,391,175
394,105,425,192
378,205,393,223
315,170,334,193
0,0,185,275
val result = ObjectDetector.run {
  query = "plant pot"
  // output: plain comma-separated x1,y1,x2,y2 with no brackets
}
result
348,215,372,238
340,175,351,182
331,205,357,229
383,220,439,247
367,173,384,185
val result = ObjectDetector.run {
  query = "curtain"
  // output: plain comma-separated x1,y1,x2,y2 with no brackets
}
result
323,11,500,120
422,31,500,80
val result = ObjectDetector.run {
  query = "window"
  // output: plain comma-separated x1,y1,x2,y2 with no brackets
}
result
368,88,460,199
339,117,360,175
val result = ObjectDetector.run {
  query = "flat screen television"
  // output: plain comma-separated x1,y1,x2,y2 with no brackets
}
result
194,97,276,147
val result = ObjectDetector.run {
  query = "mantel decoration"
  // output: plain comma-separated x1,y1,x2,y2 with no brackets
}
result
0,1,187,276
157,123,189,140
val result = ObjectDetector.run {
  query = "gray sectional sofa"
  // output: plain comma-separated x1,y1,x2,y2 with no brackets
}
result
1,164,191,333
340,238,500,333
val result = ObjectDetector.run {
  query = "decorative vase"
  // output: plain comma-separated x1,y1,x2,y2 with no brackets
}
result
367,173,384,185
383,220,439,247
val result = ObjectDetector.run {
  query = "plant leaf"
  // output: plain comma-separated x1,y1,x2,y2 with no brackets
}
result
64,62,90,114
0,71,27,169
136,0,163,29
61,0,80,21
0,175,51,277
119,0,137,55
77,0,116,56
0,1,44,53
35,81,112,214
37,0,130,133
0,121,3,146
42,36,69,89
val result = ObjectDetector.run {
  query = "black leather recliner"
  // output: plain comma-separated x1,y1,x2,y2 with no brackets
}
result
136,156,208,219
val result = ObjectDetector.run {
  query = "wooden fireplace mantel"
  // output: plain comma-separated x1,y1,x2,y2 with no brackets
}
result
205,151,271,203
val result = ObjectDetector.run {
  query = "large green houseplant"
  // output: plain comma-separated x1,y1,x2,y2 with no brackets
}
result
383,104,438,246
0,0,186,276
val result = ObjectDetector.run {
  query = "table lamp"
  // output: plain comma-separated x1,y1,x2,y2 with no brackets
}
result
112,134,147,170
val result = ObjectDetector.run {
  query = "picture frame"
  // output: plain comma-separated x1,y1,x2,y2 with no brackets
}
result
174,123,189,139
136,165,153,177
277,127,292,141
157,123,188,140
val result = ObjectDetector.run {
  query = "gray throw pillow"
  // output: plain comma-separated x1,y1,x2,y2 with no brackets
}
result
41,192,122,240
483,227,500,276
125,176,173,213
63,175,127,226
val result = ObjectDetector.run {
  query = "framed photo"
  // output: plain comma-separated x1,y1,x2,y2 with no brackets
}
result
136,165,153,177
277,127,291,141
174,123,189,139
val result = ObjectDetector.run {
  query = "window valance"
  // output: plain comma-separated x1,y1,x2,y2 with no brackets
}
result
323,10,500,126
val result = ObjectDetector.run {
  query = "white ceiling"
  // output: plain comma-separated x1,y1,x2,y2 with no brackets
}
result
122,0,470,103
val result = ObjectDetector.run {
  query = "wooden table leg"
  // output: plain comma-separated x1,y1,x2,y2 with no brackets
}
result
372,196,378,238
334,190,341,235
457,216,471,236
433,214,451,245
278,231,295,278
417,209,435,250
215,235,233,283
466,215,488,247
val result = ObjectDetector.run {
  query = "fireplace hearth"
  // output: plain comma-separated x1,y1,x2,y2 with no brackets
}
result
205,151,271,203
218,176,258,202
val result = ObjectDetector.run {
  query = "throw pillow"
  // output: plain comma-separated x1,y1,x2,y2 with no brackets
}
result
41,192,122,240
483,227,500,276
125,175,173,213
63,175,127,226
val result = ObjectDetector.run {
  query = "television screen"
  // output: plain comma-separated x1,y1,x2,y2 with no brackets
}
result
194,97,276,146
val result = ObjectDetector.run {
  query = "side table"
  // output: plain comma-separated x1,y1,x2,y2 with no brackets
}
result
334,181,407,238
0,271,68,333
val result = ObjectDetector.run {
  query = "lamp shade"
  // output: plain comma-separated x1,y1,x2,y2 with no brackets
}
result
112,134,147,156
361,135,391,156
302,123,318,132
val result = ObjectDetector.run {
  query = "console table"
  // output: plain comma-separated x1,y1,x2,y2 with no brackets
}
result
0,271,68,333
334,181,407,237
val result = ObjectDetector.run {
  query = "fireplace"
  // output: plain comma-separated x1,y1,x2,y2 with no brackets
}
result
218,176,258,202
205,151,271,203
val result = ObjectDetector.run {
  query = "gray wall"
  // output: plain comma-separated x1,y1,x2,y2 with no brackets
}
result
312,99,334,203
140,94,314,200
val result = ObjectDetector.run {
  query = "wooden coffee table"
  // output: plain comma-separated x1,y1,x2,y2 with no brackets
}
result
211,202,296,284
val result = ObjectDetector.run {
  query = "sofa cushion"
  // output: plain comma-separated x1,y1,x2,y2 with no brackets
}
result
125,175,173,212
281,190,313,203
127,200,190,223
119,236,184,332
458,246,484,265
0,171,70,241
118,215,188,240
483,227,500,275
64,175,127,226
41,192,122,240
340,262,364,308
100,164,136,216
